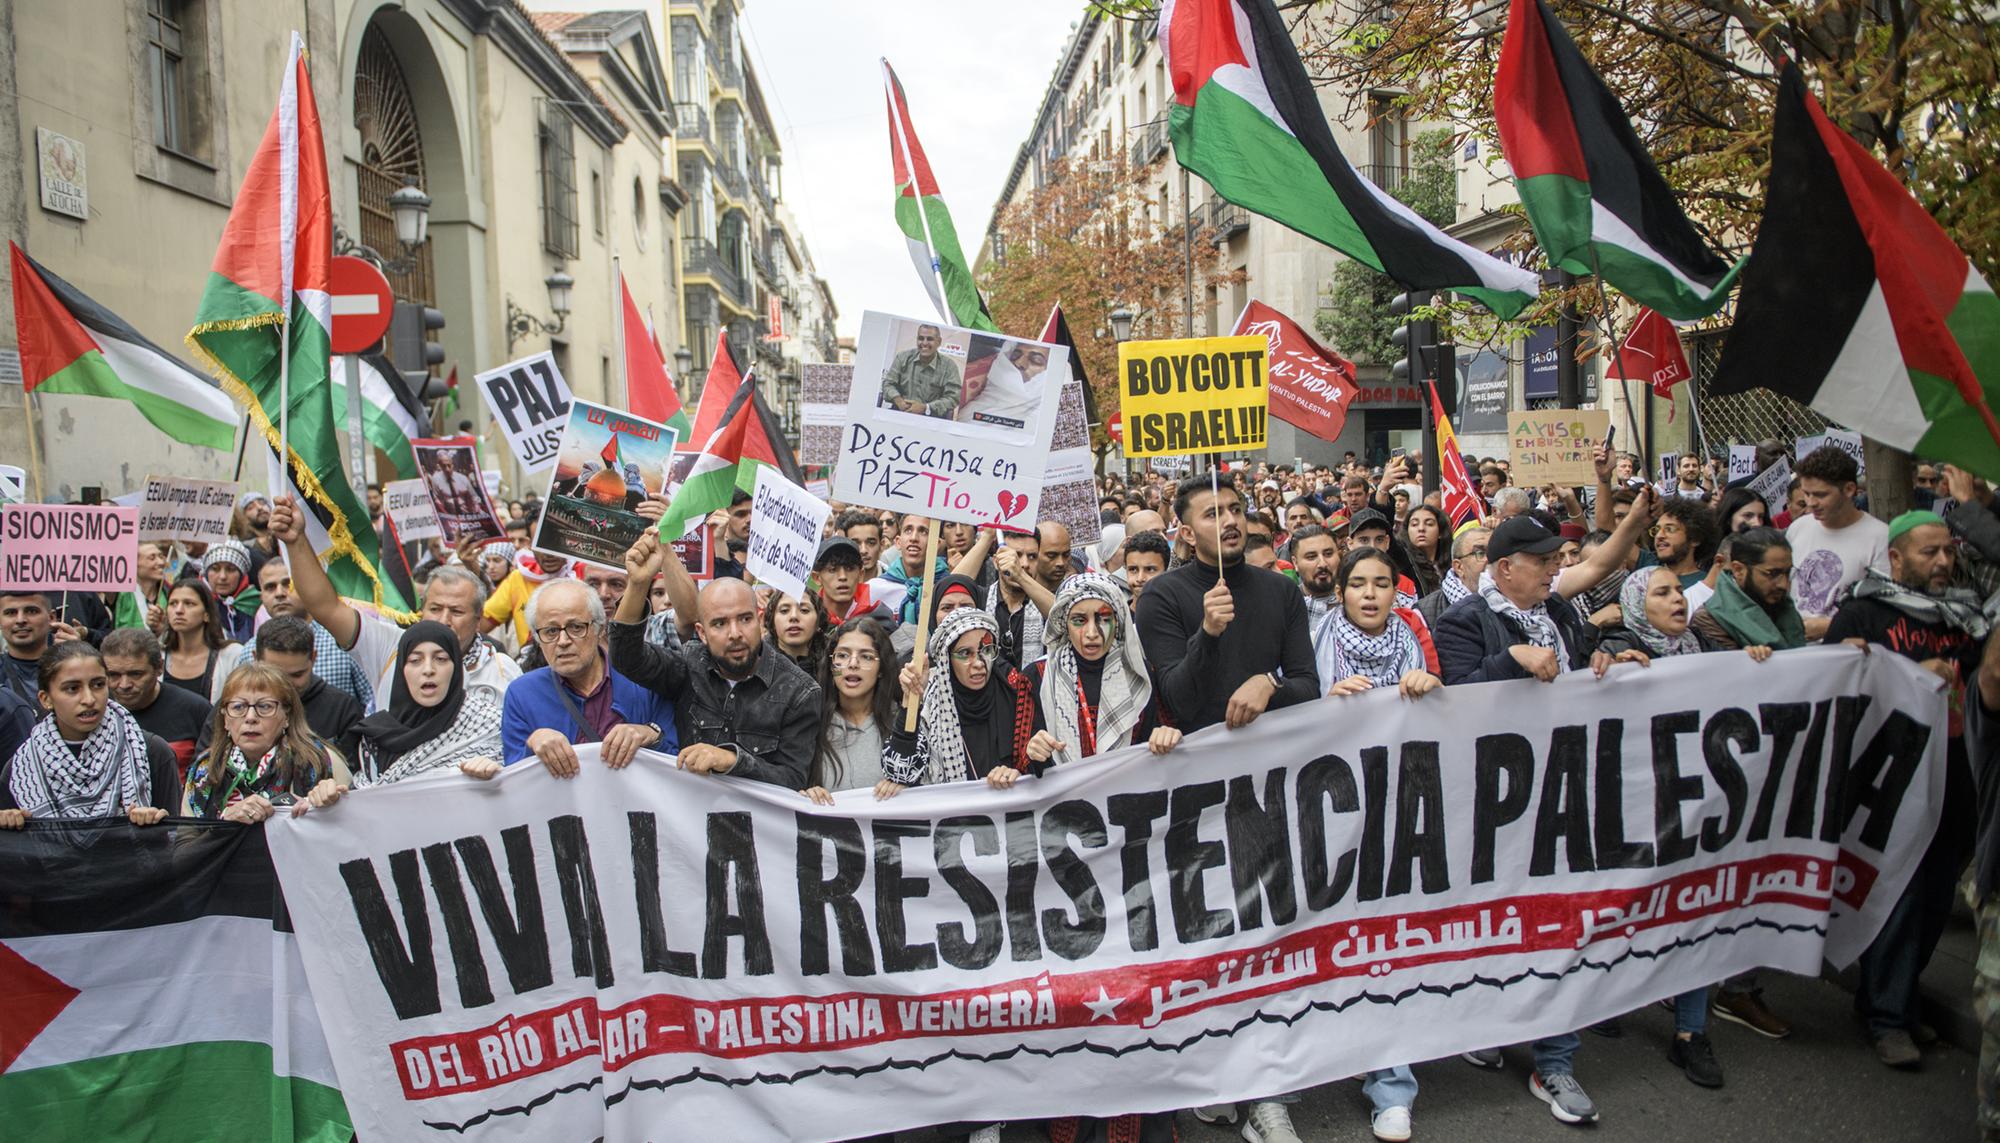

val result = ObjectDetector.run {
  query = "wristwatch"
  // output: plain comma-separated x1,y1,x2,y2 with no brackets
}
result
644,721,664,745
1265,670,1283,691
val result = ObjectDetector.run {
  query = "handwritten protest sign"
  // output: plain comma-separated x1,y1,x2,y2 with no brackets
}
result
1729,445,1758,481
475,351,573,474
833,311,1067,528
382,478,441,542
533,400,679,571
1509,409,1611,486
0,503,138,591
1118,334,1269,457
411,439,505,546
746,467,830,600
1747,457,1793,508
136,475,236,543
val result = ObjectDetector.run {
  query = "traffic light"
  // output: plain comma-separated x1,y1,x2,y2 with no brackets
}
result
389,302,447,399
1388,291,1436,389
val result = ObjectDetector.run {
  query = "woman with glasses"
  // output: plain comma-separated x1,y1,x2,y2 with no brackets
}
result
1025,573,1178,771
885,608,1035,789
802,618,912,805
293,624,504,814
161,579,247,704
1,641,180,828
183,663,348,822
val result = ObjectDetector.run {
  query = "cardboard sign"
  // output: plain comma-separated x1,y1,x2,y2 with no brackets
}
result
799,362,854,468
746,467,830,601
1659,452,1682,485
411,438,506,546
0,504,138,591
1118,334,1270,457
1798,429,1865,476
1231,300,1357,444
833,311,1067,528
1729,445,1758,481
533,401,680,571
1507,409,1611,486
475,352,573,474
381,478,441,542
136,476,237,543
1747,457,1793,509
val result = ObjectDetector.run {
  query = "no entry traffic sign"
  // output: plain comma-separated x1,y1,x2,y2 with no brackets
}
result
330,255,394,354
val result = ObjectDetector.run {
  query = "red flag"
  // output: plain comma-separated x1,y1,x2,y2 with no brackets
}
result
682,332,743,453
600,432,621,469
1230,300,1359,442
1428,381,1486,527
1607,305,1692,398
620,272,687,432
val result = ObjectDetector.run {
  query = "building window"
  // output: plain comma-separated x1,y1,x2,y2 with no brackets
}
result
146,0,209,156
633,177,649,250
590,165,605,238
539,101,580,258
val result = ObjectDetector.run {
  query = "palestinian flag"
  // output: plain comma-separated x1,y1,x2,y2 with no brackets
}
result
1428,380,1485,527
10,243,238,450
0,821,347,1139
185,33,404,612
1493,0,1739,320
658,373,760,540
1709,64,2000,478
329,352,429,478
882,59,997,332
741,377,804,491
680,331,743,454
620,271,690,438
1160,0,1540,318
600,428,623,470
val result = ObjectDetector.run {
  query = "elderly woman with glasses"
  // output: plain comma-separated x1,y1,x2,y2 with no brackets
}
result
183,663,349,822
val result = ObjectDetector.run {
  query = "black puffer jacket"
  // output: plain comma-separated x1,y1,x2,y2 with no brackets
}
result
1432,590,1595,685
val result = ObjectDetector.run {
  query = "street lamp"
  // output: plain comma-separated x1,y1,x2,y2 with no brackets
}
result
388,182,432,247
1108,304,1135,342
505,270,575,352
674,346,694,377
545,271,574,318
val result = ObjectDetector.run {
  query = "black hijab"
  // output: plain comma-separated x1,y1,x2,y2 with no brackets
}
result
949,657,1017,778
352,621,467,761
928,574,980,626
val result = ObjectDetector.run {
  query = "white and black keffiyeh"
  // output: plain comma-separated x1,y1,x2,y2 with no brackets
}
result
919,608,1003,785
985,581,1045,665
8,701,151,819
1440,569,1473,605
1478,568,1571,669
1040,573,1150,764
1317,609,1425,688
365,686,505,785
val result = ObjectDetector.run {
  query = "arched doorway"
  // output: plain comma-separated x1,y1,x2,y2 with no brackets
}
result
353,23,435,304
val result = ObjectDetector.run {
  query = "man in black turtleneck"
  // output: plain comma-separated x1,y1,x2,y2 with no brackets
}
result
1136,474,1318,732
1134,473,1320,1136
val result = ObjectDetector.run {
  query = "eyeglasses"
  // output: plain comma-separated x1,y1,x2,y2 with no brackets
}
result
830,649,880,666
224,700,281,719
534,620,598,644
1458,546,1488,561
948,640,999,664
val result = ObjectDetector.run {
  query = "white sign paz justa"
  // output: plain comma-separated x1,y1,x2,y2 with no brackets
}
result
745,467,830,601
832,310,1068,529
475,352,574,474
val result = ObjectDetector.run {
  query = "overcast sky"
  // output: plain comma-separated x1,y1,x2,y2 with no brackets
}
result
742,0,1088,337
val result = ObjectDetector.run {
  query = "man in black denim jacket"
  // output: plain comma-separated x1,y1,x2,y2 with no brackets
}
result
610,533,819,789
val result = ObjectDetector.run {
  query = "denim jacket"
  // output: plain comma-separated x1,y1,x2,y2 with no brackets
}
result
608,620,820,789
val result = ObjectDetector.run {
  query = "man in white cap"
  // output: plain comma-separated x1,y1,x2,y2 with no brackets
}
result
236,491,280,577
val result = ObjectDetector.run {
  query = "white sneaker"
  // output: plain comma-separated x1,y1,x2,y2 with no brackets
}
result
968,1126,1002,1143
1241,1101,1303,1143
1372,1105,1413,1142
1192,1103,1240,1125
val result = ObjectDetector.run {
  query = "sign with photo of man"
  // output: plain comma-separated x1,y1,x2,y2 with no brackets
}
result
411,438,505,546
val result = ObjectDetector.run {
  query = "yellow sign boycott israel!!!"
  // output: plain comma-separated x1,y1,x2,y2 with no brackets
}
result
1118,335,1269,457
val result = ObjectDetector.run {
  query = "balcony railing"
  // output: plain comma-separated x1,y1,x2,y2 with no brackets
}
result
716,162,746,200
1130,118,1169,167
1209,199,1248,242
683,239,747,305
674,102,710,145
1360,163,1409,193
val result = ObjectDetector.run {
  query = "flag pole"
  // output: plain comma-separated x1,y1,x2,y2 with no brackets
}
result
883,60,952,323
613,255,627,410
1585,249,1648,468
900,520,942,734
22,388,44,502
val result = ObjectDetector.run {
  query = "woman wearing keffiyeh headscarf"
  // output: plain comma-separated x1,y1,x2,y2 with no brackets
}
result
882,607,1035,789
1,642,180,829
1314,547,1444,701
1027,573,1178,770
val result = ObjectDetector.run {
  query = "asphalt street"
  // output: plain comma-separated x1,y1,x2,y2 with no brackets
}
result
951,971,1979,1142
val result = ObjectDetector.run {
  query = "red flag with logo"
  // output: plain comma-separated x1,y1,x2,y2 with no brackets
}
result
1229,299,1358,442
1428,381,1486,527
1607,305,1692,398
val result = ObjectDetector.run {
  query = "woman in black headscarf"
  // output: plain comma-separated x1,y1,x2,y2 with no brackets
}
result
892,572,983,668
883,608,1034,789
297,622,504,812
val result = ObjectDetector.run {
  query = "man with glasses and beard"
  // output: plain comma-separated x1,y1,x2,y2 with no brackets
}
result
611,532,821,788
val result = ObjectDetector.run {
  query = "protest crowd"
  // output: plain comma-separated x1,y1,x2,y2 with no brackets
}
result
4,428,1997,1143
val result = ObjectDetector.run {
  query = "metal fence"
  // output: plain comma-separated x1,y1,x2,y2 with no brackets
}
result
1686,328,1831,456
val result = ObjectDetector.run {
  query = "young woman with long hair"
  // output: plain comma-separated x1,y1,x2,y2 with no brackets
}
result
1,641,179,828
1401,504,1451,597
183,663,347,822
764,590,830,676
801,617,910,804
160,579,246,704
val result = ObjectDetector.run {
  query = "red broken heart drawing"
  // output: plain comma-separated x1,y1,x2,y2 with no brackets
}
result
996,491,1027,519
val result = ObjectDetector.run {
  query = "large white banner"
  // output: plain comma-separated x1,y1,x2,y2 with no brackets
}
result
268,647,1943,1142
832,310,1068,528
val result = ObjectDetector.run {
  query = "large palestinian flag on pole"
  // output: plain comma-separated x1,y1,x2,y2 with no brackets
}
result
1159,0,1540,318
882,59,997,332
1709,64,2000,479
1492,0,1739,320
10,243,239,451
185,33,405,611
0,821,348,1139
680,331,743,454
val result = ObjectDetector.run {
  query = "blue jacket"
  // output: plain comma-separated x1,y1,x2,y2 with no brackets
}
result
501,663,678,765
